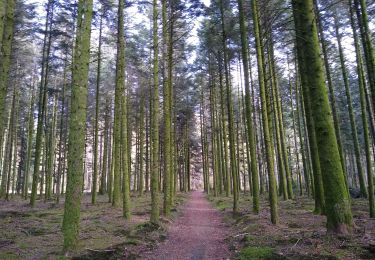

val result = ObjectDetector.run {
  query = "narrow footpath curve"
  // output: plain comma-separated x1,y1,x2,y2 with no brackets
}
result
140,191,232,260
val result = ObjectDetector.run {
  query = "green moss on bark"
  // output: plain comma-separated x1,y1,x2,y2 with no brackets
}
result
251,0,278,224
237,0,259,213
62,0,93,250
292,0,353,233
150,0,160,224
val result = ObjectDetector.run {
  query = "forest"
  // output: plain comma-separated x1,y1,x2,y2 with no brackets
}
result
0,0,374,259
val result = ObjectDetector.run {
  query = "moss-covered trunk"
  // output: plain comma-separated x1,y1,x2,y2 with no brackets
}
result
23,85,36,199
334,16,365,197
353,0,375,110
219,0,238,211
295,24,325,214
210,83,219,196
92,13,103,204
292,0,353,234
237,0,259,213
138,92,145,196
162,0,173,216
0,0,15,186
101,98,111,195
150,0,160,224
267,49,288,201
62,0,93,250
349,0,375,218
217,62,228,196
251,0,278,224
313,0,347,180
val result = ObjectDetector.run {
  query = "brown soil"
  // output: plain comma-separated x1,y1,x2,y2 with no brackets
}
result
140,191,233,260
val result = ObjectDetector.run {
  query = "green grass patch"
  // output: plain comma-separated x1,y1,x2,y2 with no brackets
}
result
237,246,275,260
0,252,21,260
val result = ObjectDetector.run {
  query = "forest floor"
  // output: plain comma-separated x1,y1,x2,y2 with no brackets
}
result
139,191,233,259
1,192,375,259
208,193,375,259
0,192,188,259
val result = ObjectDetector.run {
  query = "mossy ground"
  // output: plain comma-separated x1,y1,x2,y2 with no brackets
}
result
237,246,275,260
0,192,188,259
208,193,375,259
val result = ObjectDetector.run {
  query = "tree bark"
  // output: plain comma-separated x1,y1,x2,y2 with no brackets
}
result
62,0,93,250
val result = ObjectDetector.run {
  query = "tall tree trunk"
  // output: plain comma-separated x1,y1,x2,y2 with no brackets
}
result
162,0,173,216
2,83,17,199
288,60,302,196
108,124,114,203
46,95,57,200
0,109,11,198
30,0,54,206
62,0,93,250
237,0,259,213
92,13,103,204
269,40,294,200
353,0,375,109
349,0,375,218
119,0,130,218
0,0,15,176
334,16,365,196
219,0,238,212
313,0,347,179
150,0,160,224
12,85,20,197
100,98,110,195
251,0,278,224
292,0,353,234
209,82,218,196
56,65,66,203
23,84,36,199
145,102,150,192
139,92,145,196
268,49,288,201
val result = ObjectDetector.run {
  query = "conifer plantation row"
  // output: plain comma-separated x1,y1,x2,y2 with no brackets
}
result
0,0,374,254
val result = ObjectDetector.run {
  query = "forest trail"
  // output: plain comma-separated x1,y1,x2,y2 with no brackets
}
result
140,191,232,260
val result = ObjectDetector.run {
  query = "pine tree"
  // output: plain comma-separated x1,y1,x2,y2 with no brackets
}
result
113,0,125,208
100,98,111,195
23,85,35,199
353,0,375,110
237,0,259,213
219,0,238,213
162,0,172,216
292,0,353,234
334,15,365,197
56,56,68,203
62,0,93,250
313,0,347,181
30,0,54,206
139,92,145,196
251,0,278,224
0,0,15,168
349,0,375,218
92,11,104,205
150,0,160,224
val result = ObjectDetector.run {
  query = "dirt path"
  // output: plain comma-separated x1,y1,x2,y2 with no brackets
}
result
140,191,232,260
